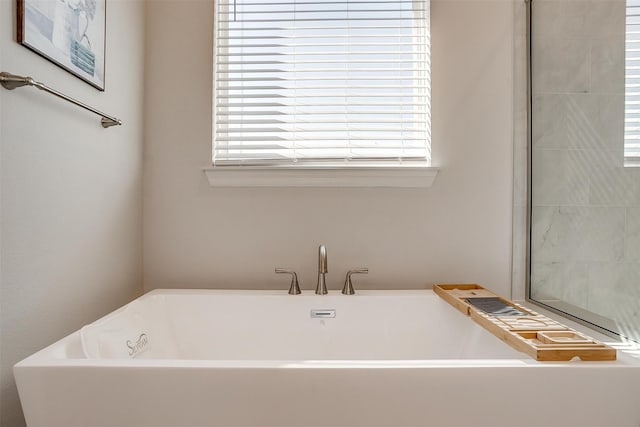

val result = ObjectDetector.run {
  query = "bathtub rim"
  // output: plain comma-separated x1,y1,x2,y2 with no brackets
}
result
13,288,640,369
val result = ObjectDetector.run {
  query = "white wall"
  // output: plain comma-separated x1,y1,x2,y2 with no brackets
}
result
144,1,515,295
0,3,4,420
0,0,145,425
512,0,528,301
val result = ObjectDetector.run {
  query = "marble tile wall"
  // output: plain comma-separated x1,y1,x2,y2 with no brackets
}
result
530,0,640,337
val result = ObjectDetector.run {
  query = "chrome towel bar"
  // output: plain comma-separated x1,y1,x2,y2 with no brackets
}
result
0,72,122,128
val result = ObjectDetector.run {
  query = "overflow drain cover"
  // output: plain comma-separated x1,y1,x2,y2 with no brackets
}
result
311,309,336,318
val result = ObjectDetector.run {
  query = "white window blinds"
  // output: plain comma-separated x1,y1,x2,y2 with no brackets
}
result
213,0,431,167
626,0,640,164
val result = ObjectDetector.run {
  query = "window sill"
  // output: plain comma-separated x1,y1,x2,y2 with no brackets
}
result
203,165,439,188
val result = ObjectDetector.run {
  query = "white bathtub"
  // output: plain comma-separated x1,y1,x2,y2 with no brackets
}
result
14,290,640,427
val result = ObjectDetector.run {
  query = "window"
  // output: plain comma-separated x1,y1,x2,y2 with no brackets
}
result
626,0,640,165
213,0,431,169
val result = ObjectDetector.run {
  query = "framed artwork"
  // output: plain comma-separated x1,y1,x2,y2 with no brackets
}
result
17,0,106,90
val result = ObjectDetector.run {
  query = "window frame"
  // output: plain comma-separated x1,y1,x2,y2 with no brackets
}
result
207,0,438,187
626,0,640,166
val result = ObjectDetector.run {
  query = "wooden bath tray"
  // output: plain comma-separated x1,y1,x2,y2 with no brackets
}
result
433,284,616,362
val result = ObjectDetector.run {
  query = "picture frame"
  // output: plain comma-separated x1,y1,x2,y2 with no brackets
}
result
17,0,106,91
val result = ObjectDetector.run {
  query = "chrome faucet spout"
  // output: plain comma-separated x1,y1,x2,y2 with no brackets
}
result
316,245,328,295
319,245,327,273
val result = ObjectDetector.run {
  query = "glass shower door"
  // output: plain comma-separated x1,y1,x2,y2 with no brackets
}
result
530,0,640,342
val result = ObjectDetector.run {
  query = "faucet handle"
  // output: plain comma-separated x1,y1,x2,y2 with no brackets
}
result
342,268,368,295
275,268,301,295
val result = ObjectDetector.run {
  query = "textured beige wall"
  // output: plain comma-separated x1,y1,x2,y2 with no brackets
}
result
143,1,515,295
0,0,145,425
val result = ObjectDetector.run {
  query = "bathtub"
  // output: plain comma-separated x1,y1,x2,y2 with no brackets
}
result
14,289,640,427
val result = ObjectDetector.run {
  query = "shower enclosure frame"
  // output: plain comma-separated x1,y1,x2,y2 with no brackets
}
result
522,0,638,342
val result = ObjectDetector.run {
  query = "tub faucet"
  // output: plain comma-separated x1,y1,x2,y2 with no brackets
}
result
315,245,328,295
342,268,368,295
275,268,301,295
